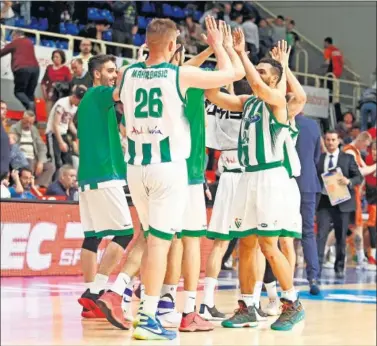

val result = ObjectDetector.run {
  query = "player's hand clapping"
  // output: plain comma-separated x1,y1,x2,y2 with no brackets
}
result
205,16,223,48
137,43,148,62
222,22,233,50
232,28,245,54
270,40,291,68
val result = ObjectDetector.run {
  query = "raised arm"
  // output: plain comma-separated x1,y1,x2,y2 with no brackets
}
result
184,46,213,67
205,88,248,112
234,29,286,108
113,65,128,102
180,17,236,90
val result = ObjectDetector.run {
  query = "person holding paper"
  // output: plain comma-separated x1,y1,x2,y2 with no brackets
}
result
316,130,363,279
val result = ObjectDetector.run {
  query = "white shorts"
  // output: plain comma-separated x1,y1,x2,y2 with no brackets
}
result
180,184,207,238
127,161,188,241
282,178,302,237
79,184,134,239
207,171,242,240
230,166,302,239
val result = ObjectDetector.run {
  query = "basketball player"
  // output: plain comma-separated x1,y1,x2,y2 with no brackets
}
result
205,30,304,331
77,55,134,319
343,131,376,269
97,17,242,340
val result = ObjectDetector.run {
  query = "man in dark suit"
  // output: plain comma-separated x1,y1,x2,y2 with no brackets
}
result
316,130,363,279
295,114,322,295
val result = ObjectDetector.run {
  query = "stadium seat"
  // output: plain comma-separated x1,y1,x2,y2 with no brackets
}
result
141,1,156,14
87,7,101,21
133,34,145,47
102,30,112,41
172,6,185,19
66,23,79,35
59,22,67,34
38,18,48,31
35,98,47,123
28,36,36,45
30,17,39,30
193,10,203,22
55,40,69,49
14,17,25,28
162,4,174,17
137,16,148,29
41,39,55,48
101,9,114,23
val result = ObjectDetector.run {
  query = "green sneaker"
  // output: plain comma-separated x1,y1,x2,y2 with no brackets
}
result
221,300,258,328
270,298,305,331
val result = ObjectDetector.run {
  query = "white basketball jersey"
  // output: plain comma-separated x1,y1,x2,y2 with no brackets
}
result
120,62,190,166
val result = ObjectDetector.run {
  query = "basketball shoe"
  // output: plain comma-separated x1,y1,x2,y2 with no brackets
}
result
199,304,226,321
179,311,214,332
78,289,106,318
156,293,182,328
121,287,134,322
133,313,177,340
270,298,305,331
265,298,280,316
221,301,258,328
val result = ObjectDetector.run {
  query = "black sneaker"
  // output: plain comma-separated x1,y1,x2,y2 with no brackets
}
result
199,304,226,321
270,298,305,331
78,289,104,310
221,300,258,328
254,302,268,321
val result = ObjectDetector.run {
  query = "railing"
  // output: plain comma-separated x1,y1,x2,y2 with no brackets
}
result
254,1,361,81
0,25,367,113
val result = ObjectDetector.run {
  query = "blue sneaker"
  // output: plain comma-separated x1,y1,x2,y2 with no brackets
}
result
133,312,177,340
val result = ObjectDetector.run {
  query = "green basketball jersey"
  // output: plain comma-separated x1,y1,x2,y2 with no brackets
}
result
77,86,126,187
185,88,206,185
283,123,300,177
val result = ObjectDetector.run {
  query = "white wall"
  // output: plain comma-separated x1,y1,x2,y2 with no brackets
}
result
260,1,376,84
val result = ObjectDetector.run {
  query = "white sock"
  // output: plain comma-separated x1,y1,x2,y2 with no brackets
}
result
265,281,278,300
252,281,263,306
357,249,366,263
371,248,376,259
141,294,159,316
122,278,135,312
203,277,217,308
140,284,145,300
110,272,131,296
281,288,297,302
160,284,178,301
241,294,254,307
183,291,197,314
90,274,108,294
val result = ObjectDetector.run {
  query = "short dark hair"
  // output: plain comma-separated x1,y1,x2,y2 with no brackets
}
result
325,130,339,138
324,37,333,44
259,57,284,84
289,20,295,25
277,15,285,20
52,49,67,64
0,99,6,105
233,78,252,96
88,54,116,80
19,167,33,177
343,111,355,121
230,11,243,21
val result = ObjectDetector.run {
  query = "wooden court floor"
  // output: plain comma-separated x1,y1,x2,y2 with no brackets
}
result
1,275,376,346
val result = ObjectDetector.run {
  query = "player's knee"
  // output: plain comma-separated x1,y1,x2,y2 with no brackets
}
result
213,239,229,253
259,238,278,259
112,235,133,250
240,235,258,251
279,238,293,252
82,237,101,253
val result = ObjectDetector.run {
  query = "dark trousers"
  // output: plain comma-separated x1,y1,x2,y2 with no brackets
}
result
316,194,350,274
222,238,238,265
13,67,40,111
112,29,133,58
47,133,73,174
300,192,320,281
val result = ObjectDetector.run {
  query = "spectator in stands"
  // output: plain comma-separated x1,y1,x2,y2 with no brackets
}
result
10,110,55,187
46,164,78,201
243,1,260,22
45,86,86,172
41,49,72,115
199,3,222,29
242,14,259,64
229,11,243,29
78,20,110,55
111,0,138,57
9,167,43,199
8,133,29,170
316,131,363,278
1,99,8,128
258,18,273,60
233,1,244,13
0,1,15,27
0,30,39,111
286,20,299,70
70,58,92,89
0,172,10,198
359,83,376,131
77,39,93,71
336,111,356,143
221,2,232,24
181,15,205,55
267,15,287,45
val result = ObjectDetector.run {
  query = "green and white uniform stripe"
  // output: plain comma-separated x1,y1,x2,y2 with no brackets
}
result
120,62,189,166
283,122,300,178
238,96,289,171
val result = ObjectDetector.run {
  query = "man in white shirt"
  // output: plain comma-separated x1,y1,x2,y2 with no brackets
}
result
46,86,86,171
316,131,363,279
77,39,93,71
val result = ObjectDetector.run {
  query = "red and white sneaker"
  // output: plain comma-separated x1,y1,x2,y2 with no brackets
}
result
96,291,132,330
179,312,214,332
78,289,106,318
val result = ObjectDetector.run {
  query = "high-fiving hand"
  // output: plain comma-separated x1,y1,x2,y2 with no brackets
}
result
205,16,223,48
222,22,233,49
232,27,245,54
270,40,291,68
137,43,148,62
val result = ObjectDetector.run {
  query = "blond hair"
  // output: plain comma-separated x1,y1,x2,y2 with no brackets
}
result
356,131,372,143
146,18,177,47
